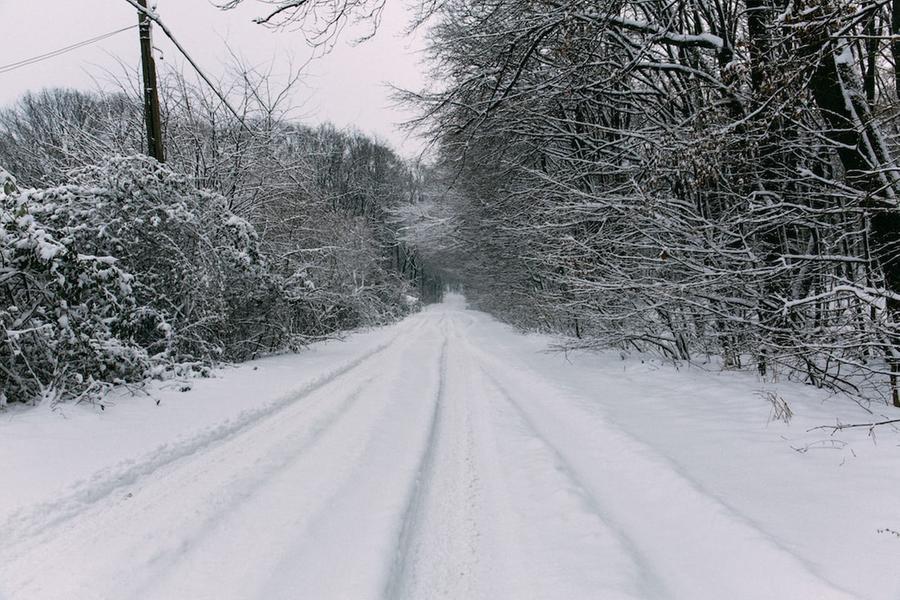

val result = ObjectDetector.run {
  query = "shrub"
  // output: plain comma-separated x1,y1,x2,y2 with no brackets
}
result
2,157,283,404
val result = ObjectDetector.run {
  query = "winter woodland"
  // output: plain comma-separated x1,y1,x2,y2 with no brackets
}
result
4,0,900,412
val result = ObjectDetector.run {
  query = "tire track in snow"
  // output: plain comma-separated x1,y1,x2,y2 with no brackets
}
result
381,319,504,600
478,366,664,600
0,328,432,600
131,331,440,600
0,326,408,552
125,378,381,598
471,344,858,600
382,336,449,599
522,363,854,588
242,318,451,600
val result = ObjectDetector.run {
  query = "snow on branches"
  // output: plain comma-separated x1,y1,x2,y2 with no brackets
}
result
0,153,426,405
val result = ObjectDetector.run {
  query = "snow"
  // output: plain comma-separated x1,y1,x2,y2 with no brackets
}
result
605,15,724,49
834,42,854,66
0,294,898,599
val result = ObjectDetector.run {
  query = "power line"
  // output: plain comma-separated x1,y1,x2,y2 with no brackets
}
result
121,1,306,187
121,0,250,132
0,25,138,75
136,0,165,161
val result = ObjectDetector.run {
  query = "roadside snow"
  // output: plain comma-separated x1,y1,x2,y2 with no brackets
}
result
0,324,398,517
465,318,900,600
1,294,897,599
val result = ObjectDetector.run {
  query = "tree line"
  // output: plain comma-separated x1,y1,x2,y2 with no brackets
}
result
383,0,900,406
8,0,900,407
0,69,439,405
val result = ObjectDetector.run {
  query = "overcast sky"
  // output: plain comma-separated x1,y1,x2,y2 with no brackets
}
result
0,0,429,156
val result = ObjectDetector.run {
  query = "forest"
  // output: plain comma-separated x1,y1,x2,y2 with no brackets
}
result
1,2,899,598
0,75,441,405
400,0,900,408
4,0,900,409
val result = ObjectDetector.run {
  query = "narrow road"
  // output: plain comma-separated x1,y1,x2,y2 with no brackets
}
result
0,296,860,599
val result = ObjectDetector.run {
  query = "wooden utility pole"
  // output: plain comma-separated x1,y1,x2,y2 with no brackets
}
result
137,0,165,161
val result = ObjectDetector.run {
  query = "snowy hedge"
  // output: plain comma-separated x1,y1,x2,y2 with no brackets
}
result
1,166,147,404
0,157,321,405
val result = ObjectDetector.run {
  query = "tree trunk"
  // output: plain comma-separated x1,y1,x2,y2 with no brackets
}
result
800,1,900,405
893,0,900,97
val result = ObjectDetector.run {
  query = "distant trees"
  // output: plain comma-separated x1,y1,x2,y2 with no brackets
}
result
161,0,900,405
9,0,900,405
0,89,143,186
385,0,900,405
0,69,438,405
228,0,900,406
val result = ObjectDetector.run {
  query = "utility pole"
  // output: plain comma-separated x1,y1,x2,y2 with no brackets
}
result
137,0,165,162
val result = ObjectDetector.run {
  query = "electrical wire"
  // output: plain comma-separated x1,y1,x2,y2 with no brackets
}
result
0,25,139,75
121,0,251,132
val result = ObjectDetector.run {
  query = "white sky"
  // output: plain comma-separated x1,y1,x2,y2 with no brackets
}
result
0,0,430,156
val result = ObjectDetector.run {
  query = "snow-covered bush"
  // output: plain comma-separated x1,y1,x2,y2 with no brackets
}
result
1,173,149,405
0,85,442,404
26,157,276,360
0,157,309,404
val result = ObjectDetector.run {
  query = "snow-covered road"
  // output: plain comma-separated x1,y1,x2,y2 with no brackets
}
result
1,295,897,599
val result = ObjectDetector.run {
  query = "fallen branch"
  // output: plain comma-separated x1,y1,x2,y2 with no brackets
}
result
808,418,900,435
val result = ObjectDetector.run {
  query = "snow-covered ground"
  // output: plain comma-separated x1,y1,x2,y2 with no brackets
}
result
1,294,898,599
